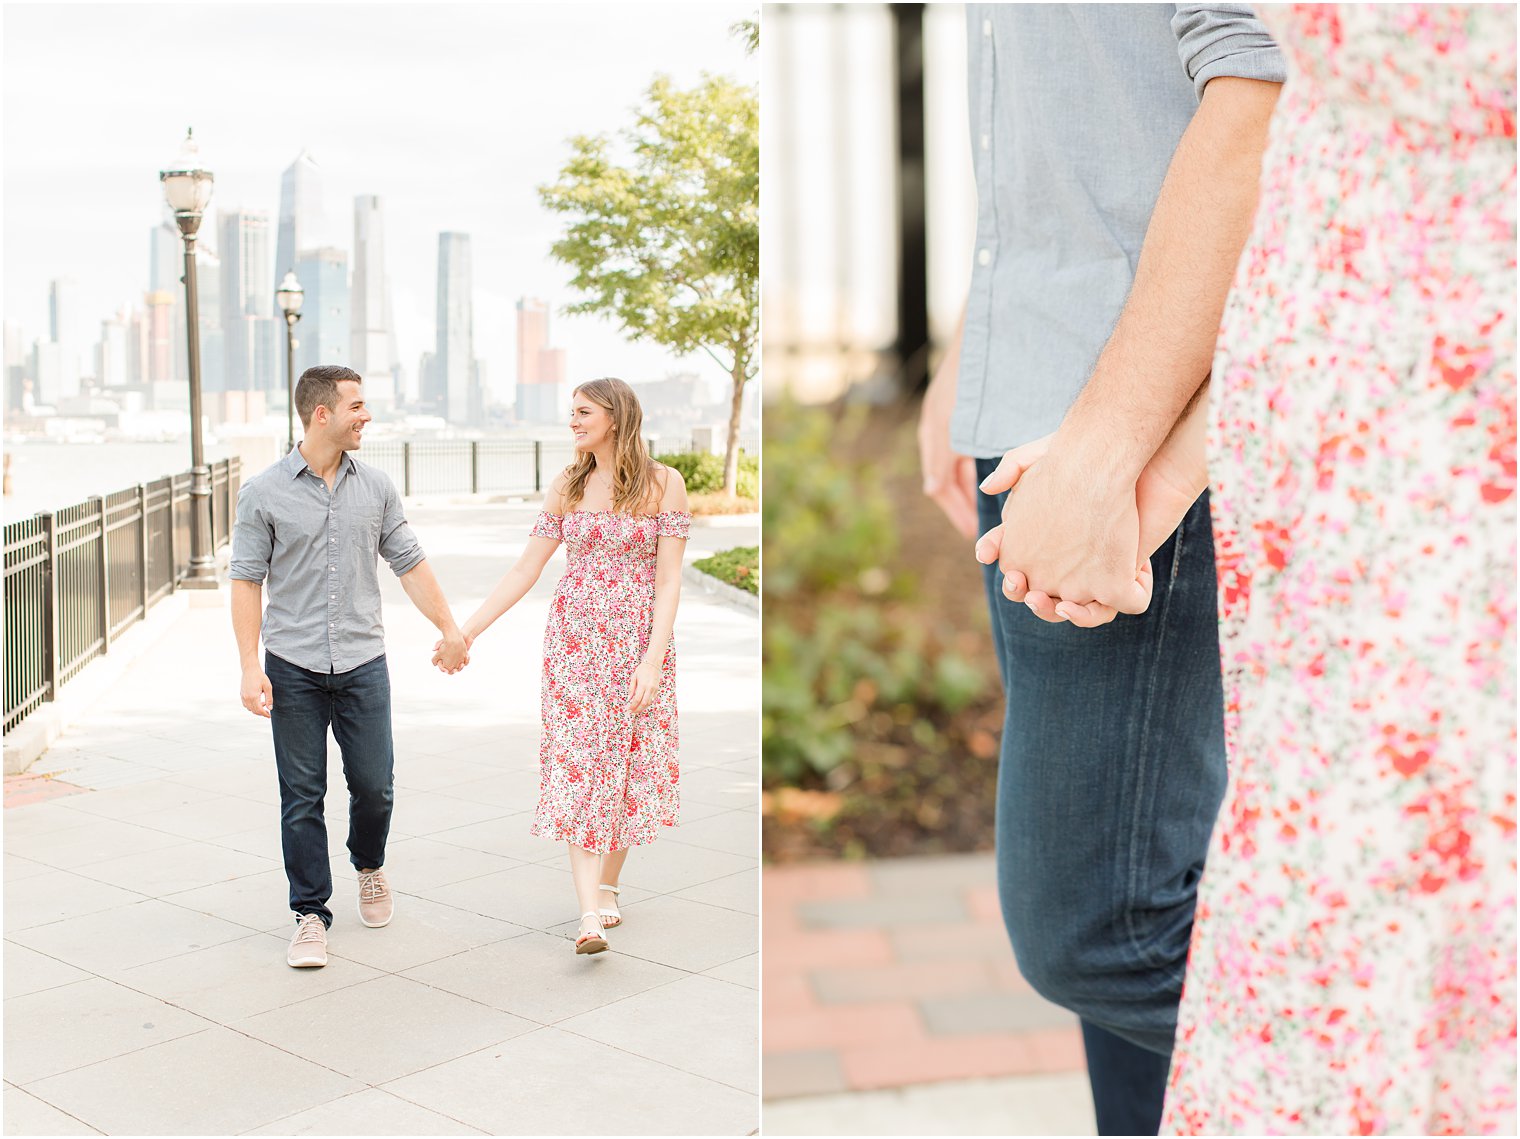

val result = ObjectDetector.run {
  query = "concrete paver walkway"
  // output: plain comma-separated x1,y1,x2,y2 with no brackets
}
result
4,500,759,1136
762,853,1095,1135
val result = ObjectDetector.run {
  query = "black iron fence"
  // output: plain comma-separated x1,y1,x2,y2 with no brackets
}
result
3,458,241,733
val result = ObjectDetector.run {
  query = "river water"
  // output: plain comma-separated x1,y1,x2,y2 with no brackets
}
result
2,440,238,520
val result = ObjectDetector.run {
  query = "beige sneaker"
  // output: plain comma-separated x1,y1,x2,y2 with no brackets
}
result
357,868,393,927
287,913,328,968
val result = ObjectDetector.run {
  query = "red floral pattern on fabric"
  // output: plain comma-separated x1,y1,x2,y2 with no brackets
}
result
527,509,691,853
1162,6,1517,1135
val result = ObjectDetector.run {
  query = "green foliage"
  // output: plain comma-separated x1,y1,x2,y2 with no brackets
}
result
762,402,987,789
539,68,758,493
692,545,758,595
656,450,757,498
762,402,901,598
731,16,758,55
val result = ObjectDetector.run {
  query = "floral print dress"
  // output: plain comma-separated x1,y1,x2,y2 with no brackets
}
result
527,509,690,853
1161,6,1516,1135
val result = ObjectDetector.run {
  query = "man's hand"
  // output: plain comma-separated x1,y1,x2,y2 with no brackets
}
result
989,442,1152,615
431,631,470,674
977,426,1206,627
627,659,661,715
240,665,273,717
919,312,980,538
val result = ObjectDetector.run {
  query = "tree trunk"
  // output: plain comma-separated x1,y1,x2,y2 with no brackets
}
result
724,356,746,497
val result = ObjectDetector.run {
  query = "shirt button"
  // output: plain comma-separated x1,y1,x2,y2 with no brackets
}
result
981,133,991,150
982,17,992,35
978,248,992,266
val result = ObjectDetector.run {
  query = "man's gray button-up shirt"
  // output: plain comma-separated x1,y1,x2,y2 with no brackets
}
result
953,4,1285,459
230,446,425,674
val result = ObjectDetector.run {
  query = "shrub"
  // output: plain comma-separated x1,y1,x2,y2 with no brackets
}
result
655,450,758,498
761,400,986,790
692,545,758,594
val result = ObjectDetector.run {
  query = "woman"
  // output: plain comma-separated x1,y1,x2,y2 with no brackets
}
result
996,5,1515,1132
454,377,690,954
1163,7,1515,1132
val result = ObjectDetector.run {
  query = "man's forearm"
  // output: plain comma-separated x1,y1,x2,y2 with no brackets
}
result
230,581,264,669
1055,77,1280,482
399,560,462,638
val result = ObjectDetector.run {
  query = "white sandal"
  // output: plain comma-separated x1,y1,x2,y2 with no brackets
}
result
598,884,623,929
575,911,608,955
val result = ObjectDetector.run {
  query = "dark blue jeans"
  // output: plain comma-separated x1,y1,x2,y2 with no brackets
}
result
267,652,394,929
975,460,1227,1136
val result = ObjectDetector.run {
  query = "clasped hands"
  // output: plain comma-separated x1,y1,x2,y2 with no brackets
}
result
974,434,1198,628
431,631,472,675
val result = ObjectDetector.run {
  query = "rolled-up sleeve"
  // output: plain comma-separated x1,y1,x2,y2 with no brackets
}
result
229,480,272,583
1172,5,1286,100
378,477,426,577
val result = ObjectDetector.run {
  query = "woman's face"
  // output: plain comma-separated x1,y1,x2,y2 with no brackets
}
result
569,393,615,452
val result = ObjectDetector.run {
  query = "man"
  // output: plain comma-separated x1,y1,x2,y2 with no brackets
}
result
919,7,1283,1133
230,365,468,968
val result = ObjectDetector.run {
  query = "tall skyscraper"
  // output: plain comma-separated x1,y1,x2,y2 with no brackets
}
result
275,150,323,291
30,342,61,408
96,313,129,389
431,232,476,424
149,220,187,387
351,195,393,388
5,320,27,412
219,209,277,393
126,308,149,387
48,278,83,397
195,243,225,395
517,297,548,386
144,291,175,385
145,290,185,410
149,222,181,292
295,247,350,373
515,296,567,423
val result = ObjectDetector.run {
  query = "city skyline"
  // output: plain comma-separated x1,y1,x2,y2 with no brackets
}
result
3,3,756,410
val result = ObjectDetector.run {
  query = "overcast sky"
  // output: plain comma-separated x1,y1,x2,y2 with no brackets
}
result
3,2,756,403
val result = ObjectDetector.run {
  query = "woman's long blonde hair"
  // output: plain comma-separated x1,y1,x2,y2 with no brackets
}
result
562,377,661,515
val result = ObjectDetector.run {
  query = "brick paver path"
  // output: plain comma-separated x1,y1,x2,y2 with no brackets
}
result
763,853,1085,1100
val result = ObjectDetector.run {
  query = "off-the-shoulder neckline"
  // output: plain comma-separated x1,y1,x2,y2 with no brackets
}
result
544,509,692,519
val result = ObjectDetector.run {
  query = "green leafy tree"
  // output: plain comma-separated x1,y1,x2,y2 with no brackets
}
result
539,70,758,495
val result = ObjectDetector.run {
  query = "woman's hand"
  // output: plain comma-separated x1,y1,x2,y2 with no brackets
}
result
431,631,475,674
627,659,661,715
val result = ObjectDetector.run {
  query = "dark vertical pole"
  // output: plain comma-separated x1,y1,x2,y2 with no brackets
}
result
182,233,217,586
534,441,543,493
136,483,149,621
286,319,296,454
893,3,930,395
94,496,111,651
471,440,480,495
41,511,57,701
166,483,177,592
402,442,412,497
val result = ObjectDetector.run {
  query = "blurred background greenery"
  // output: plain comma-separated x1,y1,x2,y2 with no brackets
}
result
656,450,759,515
761,400,1003,861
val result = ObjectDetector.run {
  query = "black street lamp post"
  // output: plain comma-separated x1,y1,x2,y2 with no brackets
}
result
159,129,218,589
276,271,304,453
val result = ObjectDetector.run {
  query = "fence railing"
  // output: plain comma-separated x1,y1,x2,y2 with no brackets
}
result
3,458,241,733
360,437,715,497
